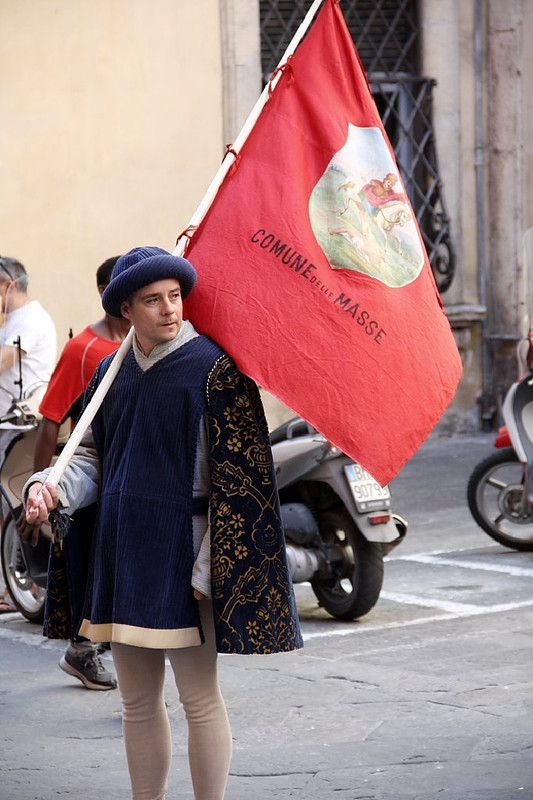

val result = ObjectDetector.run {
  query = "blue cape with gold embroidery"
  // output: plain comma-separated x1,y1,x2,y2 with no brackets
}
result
44,348,302,655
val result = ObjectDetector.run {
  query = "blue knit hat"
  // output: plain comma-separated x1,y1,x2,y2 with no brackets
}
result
102,246,197,318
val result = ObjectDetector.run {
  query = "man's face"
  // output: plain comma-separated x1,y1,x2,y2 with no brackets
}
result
120,278,183,355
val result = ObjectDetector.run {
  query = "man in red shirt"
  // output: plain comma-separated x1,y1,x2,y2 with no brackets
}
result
34,257,130,471
35,255,130,689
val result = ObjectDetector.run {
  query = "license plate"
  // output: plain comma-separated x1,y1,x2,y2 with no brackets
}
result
344,463,391,512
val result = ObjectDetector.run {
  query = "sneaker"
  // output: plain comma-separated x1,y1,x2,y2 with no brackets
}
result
59,645,118,691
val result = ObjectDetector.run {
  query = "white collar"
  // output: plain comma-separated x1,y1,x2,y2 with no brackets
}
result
132,319,198,371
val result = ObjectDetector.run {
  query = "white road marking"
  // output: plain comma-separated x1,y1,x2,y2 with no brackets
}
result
379,592,533,615
303,598,533,641
393,552,533,577
302,545,533,641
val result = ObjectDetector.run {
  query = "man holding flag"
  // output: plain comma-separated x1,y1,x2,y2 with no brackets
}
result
24,246,302,800
23,2,461,797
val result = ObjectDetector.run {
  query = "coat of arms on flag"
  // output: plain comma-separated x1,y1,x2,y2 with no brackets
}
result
310,124,424,287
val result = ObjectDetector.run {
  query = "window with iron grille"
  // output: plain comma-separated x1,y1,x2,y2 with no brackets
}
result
259,0,455,293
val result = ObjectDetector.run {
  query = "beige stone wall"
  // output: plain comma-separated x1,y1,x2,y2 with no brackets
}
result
525,8,533,234
0,0,223,350
419,0,482,430
421,0,532,430
485,1,525,396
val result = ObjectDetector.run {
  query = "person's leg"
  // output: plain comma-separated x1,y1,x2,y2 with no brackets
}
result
167,601,232,800
111,643,171,800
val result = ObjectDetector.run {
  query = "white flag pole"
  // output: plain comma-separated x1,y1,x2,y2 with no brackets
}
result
173,0,325,257
41,0,325,493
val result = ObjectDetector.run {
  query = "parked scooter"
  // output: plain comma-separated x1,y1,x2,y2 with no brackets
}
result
271,416,407,620
467,229,533,552
467,372,533,551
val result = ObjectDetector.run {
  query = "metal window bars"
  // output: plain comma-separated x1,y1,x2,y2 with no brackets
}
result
259,0,456,293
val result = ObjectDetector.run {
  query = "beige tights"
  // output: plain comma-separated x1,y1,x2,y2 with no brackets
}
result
111,603,232,800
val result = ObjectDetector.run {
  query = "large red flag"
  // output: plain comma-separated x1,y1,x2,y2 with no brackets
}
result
183,0,462,486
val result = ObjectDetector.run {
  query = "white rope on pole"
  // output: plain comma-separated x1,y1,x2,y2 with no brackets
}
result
40,0,325,495
173,0,325,257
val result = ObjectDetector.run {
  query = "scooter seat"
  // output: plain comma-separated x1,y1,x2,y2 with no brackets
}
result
270,417,315,445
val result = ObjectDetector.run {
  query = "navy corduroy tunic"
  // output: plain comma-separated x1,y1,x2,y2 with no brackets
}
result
79,335,223,648
43,332,303,655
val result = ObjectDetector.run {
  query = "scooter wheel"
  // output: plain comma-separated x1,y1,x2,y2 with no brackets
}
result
467,447,533,551
311,505,384,620
1,514,46,622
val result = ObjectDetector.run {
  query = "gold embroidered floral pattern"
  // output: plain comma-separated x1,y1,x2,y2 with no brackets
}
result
207,356,303,655
234,543,249,560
